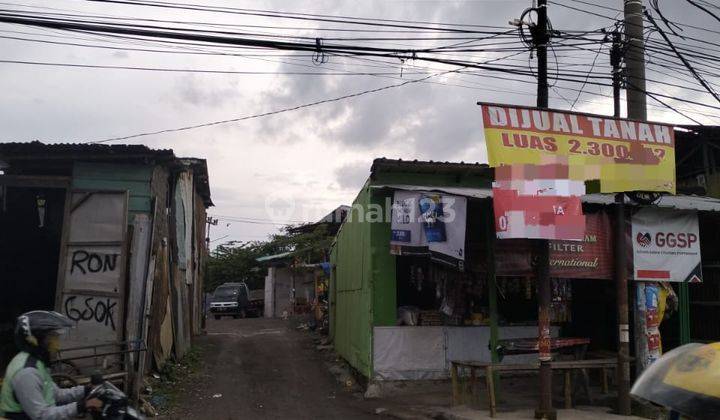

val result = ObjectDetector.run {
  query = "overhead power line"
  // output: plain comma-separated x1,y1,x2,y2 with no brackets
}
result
0,3,716,126
0,58,436,76
645,11,720,104
0,12,536,70
89,68,462,143
685,0,720,24
86,0,514,33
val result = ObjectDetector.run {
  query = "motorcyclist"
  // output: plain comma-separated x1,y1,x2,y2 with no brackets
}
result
0,311,103,419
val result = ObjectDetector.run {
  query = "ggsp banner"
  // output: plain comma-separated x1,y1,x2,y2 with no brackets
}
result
479,103,676,193
632,208,702,283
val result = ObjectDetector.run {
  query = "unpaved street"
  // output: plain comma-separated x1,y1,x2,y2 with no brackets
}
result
163,318,378,420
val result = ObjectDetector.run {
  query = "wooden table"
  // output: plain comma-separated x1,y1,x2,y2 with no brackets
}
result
495,336,591,358
453,337,599,416
450,358,618,417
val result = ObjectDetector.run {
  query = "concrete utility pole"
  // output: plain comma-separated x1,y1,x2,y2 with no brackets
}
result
624,0,647,120
621,0,649,414
206,216,218,248
611,26,632,416
533,1,554,419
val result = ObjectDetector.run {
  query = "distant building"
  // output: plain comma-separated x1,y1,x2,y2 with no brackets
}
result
257,205,348,319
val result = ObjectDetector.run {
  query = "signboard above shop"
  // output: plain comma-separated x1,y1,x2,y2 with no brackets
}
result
479,103,676,194
479,102,677,241
632,208,702,283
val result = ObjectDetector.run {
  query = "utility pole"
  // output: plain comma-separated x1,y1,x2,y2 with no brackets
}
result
611,29,623,119
206,216,218,249
624,0,647,120
610,26,632,416
623,0,647,414
535,0,549,109
532,1,554,419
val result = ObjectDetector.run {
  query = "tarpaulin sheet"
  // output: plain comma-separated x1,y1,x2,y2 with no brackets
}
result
373,326,446,380
372,326,559,380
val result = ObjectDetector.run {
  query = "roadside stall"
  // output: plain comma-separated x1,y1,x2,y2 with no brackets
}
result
330,157,720,416
372,186,624,380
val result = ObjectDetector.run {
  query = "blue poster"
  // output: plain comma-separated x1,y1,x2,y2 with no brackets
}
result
419,194,447,243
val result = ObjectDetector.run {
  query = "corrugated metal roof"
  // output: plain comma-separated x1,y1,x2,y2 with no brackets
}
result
371,158,491,176
0,141,174,160
0,142,212,206
370,184,493,199
372,184,720,212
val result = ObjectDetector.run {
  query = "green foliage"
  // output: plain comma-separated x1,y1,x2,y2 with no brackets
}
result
206,224,333,292
151,345,203,413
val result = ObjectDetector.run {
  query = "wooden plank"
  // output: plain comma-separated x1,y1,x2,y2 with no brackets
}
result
73,162,153,182
564,370,572,409
451,360,539,371
125,213,152,396
485,201,501,400
0,174,70,188
63,289,121,298
486,366,497,418
550,359,617,369
601,367,609,394
470,367,478,406
451,363,460,406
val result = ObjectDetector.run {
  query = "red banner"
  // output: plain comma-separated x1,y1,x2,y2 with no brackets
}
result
493,187,585,240
494,212,613,279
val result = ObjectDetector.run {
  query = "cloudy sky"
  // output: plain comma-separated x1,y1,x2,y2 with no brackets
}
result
0,0,718,246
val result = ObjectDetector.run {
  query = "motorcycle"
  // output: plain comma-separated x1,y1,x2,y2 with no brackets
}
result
86,375,145,420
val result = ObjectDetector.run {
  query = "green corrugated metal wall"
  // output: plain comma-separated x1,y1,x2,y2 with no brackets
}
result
331,168,493,379
370,190,396,327
72,162,154,218
331,185,375,377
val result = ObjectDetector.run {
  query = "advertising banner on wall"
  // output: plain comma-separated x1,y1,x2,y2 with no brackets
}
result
493,211,613,279
479,103,676,193
428,195,467,271
549,211,613,279
390,191,467,270
632,208,702,282
390,190,428,256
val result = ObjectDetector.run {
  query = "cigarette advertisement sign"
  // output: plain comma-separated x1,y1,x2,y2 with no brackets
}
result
632,208,702,283
390,191,467,270
493,212,613,279
548,211,613,279
479,103,676,193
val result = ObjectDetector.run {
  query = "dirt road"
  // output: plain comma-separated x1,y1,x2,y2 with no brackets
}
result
163,317,378,420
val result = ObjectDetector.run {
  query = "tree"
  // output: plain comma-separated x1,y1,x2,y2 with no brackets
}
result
206,224,333,293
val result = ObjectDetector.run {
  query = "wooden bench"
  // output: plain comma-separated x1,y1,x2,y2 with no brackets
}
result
450,358,620,417
551,358,618,409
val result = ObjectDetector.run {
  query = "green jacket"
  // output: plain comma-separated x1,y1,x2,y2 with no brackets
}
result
0,352,55,415
0,351,83,419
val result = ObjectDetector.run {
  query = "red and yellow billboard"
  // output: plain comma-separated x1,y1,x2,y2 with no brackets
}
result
480,103,676,193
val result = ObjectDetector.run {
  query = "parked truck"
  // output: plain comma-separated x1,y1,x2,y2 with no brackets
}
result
209,282,251,320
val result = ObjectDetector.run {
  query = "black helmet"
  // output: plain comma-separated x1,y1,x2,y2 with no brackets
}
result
15,310,74,348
